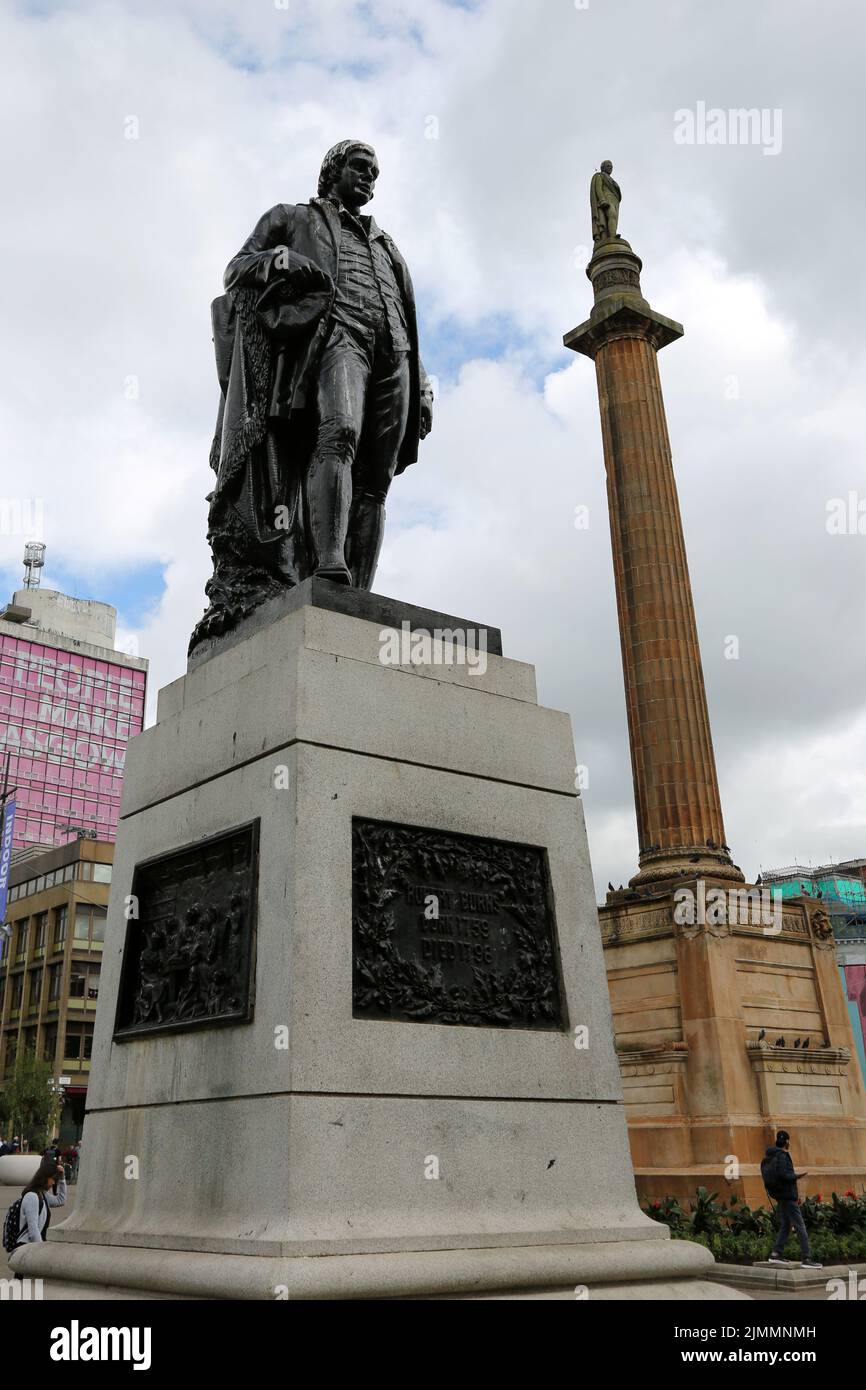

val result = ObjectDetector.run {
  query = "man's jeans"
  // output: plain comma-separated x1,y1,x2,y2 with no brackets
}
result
771,1199,812,1260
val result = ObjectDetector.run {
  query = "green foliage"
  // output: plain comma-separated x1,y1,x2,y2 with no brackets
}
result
799,1194,828,1231
826,1192,863,1235
643,1185,866,1263
689,1186,725,1236
725,1194,775,1238
3,1050,56,1151
642,1195,687,1232
705,1232,767,1265
814,1231,866,1261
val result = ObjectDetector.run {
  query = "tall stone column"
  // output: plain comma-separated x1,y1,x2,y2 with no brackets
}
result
565,236,742,891
572,170,866,1209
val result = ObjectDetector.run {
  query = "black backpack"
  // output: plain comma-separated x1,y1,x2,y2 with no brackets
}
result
2,1192,50,1253
760,1152,783,1197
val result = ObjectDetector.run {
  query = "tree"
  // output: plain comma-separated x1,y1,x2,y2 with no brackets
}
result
4,1050,57,1151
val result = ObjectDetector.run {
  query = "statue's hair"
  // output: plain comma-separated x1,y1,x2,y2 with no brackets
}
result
318,140,376,197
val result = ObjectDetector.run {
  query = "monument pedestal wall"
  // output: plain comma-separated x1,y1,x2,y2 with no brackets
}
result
14,591,740,1298
602,889,866,1207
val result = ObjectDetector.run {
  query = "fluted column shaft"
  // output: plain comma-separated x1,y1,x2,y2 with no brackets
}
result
565,238,742,889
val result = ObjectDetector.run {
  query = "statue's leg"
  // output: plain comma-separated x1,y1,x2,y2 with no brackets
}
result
306,324,370,584
347,348,411,591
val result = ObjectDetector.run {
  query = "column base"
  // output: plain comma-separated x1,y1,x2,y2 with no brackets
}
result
627,847,744,893
600,884,866,1212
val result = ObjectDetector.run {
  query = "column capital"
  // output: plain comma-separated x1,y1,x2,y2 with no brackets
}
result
563,237,683,358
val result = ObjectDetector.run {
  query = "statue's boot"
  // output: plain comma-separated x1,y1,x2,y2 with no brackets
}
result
346,493,386,591
306,450,352,584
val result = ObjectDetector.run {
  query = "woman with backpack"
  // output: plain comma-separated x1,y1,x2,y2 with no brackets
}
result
5,1158,66,1254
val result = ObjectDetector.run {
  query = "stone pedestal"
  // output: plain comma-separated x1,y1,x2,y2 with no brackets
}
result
601,884,866,1206
12,584,740,1298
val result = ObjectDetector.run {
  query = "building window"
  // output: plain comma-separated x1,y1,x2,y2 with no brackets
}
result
53,906,67,949
63,1025,82,1062
43,1027,58,1064
93,863,112,884
10,974,23,1010
69,965,100,1001
74,905,106,947
14,920,27,959
34,912,48,950
63,1023,93,1065
5,1037,18,1073
28,969,42,1010
48,963,63,1001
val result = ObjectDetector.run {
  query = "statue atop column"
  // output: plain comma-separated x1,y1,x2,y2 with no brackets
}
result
190,140,434,654
590,160,622,244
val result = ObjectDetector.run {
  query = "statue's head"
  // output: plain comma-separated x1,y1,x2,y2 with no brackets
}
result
600,159,613,175
318,140,379,210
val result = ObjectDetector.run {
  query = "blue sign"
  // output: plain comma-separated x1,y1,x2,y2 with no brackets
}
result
0,797,16,935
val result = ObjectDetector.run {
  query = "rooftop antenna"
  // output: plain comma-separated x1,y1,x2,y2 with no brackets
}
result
22,542,46,590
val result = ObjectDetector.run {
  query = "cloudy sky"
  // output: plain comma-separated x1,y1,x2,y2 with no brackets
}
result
1,0,864,897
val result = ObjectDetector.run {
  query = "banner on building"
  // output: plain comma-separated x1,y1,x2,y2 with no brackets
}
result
0,796,17,942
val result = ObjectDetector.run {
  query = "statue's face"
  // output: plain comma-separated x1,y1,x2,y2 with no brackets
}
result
332,146,379,211
601,160,613,175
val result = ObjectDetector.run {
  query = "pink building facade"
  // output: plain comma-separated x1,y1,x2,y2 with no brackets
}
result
0,630,147,849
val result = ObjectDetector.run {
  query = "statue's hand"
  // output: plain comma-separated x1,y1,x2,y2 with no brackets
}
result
420,396,433,440
289,262,332,293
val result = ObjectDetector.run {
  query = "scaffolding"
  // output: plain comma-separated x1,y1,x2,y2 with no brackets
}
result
761,860,866,940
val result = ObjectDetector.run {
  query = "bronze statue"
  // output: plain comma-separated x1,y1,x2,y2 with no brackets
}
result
190,140,434,652
590,160,621,244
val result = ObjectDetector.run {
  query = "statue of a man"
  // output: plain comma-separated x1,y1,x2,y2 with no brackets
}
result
590,160,621,244
191,140,434,651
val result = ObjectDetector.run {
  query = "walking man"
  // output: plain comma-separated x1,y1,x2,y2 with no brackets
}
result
762,1129,822,1267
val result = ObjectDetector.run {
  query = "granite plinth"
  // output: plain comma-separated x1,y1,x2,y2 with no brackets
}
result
14,597,731,1298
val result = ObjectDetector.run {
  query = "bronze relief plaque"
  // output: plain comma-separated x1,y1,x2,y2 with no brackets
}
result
114,821,259,1040
352,817,565,1030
